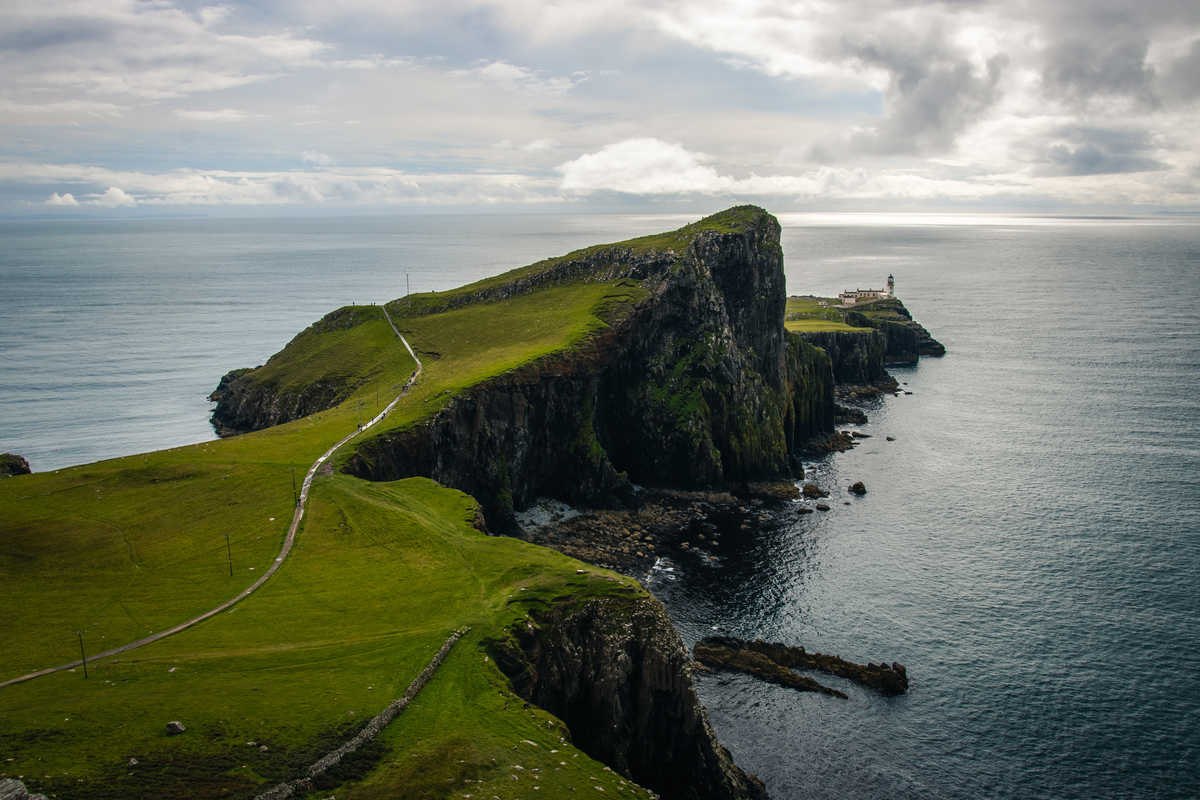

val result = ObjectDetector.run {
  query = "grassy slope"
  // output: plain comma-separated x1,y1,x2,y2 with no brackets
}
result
784,296,872,333
0,214,688,798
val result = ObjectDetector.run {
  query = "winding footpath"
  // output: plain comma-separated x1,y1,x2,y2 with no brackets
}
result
1,306,422,689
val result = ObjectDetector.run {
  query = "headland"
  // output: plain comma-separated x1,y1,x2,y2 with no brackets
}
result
0,206,941,800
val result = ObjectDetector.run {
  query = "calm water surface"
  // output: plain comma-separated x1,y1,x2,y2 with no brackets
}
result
1,213,1197,798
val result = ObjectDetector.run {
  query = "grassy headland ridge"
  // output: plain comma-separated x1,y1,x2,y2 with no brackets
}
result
2,207,794,800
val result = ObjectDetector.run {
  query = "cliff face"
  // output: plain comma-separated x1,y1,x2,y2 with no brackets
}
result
489,594,767,800
209,367,352,435
343,209,833,525
845,298,945,364
208,305,389,435
792,329,887,385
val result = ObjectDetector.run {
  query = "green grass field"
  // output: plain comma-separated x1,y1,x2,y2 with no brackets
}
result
0,181,720,800
784,296,872,333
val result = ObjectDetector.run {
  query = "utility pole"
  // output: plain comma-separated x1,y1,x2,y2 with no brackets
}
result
77,632,88,679
291,468,298,506
226,533,233,577
406,273,410,296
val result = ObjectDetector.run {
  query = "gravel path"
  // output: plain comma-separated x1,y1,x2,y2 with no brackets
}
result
1,307,422,689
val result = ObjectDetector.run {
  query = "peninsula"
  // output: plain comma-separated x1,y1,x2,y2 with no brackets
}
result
0,206,940,800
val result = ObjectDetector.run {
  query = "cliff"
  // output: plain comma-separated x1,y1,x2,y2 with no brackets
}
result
844,297,945,364
334,207,832,525
791,329,887,385
209,306,393,435
489,594,767,800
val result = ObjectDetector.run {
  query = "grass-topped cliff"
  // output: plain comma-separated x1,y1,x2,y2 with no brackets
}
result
1,207,805,800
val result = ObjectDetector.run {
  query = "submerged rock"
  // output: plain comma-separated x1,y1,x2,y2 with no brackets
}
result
848,481,867,495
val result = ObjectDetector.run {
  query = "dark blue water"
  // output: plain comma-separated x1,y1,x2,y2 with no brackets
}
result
2,213,1198,798
650,216,1200,799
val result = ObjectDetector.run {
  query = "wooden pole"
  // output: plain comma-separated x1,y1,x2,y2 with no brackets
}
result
77,632,88,679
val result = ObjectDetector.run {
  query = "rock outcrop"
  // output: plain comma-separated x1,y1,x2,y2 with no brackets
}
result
695,636,908,697
0,779,48,800
844,297,944,364
489,595,767,800
0,453,31,477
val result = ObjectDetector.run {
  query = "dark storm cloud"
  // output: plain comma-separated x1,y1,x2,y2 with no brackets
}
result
1036,127,1166,176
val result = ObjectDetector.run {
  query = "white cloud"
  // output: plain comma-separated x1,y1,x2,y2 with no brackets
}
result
559,138,731,194
0,2,327,105
0,98,124,117
453,60,580,95
0,161,556,207
521,138,559,152
45,192,79,206
89,187,137,207
555,137,1200,204
302,150,334,166
0,1,1197,212
174,108,250,122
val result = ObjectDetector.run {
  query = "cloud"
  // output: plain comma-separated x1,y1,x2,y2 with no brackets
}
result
559,138,730,194
89,187,137,207
841,39,1009,155
45,191,78,206
302,150,334,166
1035,127,1167,176
0,161,556,207
556,138,1014,200
452,60,581,95
0,2,328,107
0,0,1198,213
174,108,250,122
1042,37,1158,108
521,138,558,152
1160,37,1200,101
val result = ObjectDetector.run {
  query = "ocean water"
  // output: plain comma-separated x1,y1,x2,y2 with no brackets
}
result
2,212,1198,798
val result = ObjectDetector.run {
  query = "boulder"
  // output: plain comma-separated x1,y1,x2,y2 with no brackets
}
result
165,721,186,735
848,481,867,495
801,483,829,499
0,778,50,800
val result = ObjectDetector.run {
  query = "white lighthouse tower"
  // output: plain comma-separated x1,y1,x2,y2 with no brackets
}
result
886,273,895,296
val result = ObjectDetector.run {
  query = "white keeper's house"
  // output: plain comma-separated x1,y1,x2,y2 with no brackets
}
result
838,274,895,306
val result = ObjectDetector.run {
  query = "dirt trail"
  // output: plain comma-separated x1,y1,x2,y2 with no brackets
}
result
1,307,422,689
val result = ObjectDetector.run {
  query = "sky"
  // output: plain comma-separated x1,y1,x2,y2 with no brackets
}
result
1,0,1198,215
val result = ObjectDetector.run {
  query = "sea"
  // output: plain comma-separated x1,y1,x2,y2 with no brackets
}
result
2,212,1198,799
